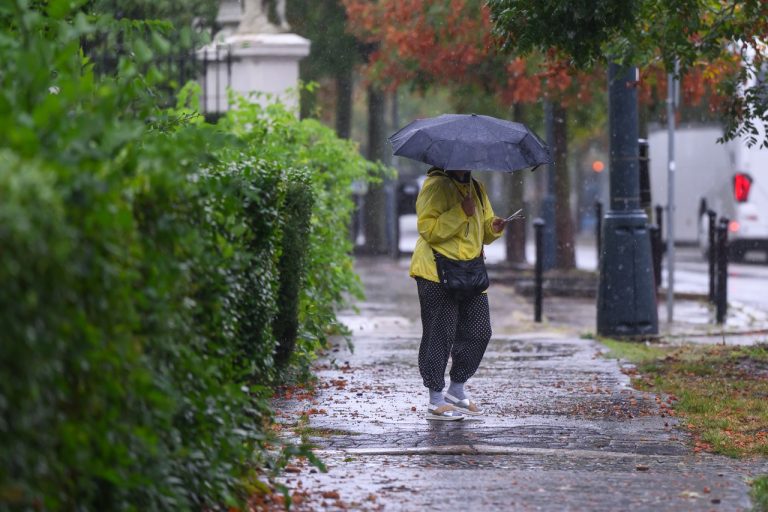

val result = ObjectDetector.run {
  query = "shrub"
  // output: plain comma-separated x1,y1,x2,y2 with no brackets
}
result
127,126,272,508
274,177,315,367
0,7,262,509
222,97,384,370
0,3,379,509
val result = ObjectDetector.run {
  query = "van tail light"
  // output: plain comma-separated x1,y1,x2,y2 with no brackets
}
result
733,172,753,202
729,220,740,233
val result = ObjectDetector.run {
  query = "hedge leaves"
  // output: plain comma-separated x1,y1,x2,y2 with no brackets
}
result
0,2,377,510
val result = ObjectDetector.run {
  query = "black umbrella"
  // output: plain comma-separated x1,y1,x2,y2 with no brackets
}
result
388,113,551,172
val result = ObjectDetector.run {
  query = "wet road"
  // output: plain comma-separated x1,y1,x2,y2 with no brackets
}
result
669,247,768,311
402,214,768,307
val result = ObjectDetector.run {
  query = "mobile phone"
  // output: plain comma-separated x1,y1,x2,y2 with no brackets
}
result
504,208,524,222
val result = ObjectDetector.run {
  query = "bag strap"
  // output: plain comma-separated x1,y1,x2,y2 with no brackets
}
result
471,179,486,259
426,169,486,260
471,178,485,214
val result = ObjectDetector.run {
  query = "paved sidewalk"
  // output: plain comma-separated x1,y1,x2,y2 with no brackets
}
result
274,257,767,511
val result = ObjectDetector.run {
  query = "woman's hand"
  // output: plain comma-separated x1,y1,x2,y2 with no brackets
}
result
491,217,508,233
461,193,476,217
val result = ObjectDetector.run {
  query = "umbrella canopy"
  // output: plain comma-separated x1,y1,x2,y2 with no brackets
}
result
388,113,551,172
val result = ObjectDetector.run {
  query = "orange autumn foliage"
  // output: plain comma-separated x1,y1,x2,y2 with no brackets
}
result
342,0,599,108
638,55,741,112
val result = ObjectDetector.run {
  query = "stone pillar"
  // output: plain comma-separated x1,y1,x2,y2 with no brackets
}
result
198,1,310,114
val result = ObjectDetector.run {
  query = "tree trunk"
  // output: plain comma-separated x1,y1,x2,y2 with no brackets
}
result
335,71,353,139
336,71,356,243
553,103,576,269
363,85,389,255
505,103,527,265
298,61,316,120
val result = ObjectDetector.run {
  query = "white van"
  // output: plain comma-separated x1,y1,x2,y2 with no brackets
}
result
648,125,768,261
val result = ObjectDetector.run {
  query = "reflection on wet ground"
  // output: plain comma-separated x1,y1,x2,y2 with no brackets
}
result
273,257,767,511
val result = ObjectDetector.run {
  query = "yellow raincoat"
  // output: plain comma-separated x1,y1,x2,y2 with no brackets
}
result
409,169,503,283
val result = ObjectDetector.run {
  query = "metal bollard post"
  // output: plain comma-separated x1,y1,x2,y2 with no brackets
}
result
716,217,729,324
639,139,651,209
595,200,603,265
655,204,664,242
649,224,662,291
533,218,545,323
707,210,717,304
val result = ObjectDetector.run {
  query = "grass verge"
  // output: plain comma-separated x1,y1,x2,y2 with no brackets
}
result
601,339,768,510
752,475,768,512
600,339,768,457
753,475,768,512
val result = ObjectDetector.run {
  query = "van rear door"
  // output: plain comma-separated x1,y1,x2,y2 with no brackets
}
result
730,140,768,243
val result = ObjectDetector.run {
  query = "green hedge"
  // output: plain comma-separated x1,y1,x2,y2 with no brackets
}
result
274,178,315,367
222,97,382,370
0,130,281,510
0,3,378,510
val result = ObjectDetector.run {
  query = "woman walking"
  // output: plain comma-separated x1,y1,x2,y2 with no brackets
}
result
409,167,508,421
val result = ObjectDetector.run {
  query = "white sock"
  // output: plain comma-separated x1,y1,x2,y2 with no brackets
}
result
429,389,446,406
447,381,466,400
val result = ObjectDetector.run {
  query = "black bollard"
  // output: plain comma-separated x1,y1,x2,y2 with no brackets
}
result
595,200,603,264
639,139,651,209
707,210,717,304
534,218,545,323
650,224,662,291
655,204,664,242
716,217,729,324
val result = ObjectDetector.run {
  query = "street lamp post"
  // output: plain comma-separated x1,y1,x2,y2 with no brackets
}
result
597,64,659,337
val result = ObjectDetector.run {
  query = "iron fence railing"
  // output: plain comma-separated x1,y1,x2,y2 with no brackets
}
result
198,45,233,116
88,44,233,117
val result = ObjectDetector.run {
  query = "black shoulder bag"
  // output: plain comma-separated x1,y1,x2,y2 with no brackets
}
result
433,178,489,301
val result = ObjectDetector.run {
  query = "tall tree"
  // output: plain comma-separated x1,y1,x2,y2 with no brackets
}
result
551,102,575,269
343,0,602,267
504,104,527,265
362,84,391,254
288,0,360,138
488,0,768,147
486,0,768,335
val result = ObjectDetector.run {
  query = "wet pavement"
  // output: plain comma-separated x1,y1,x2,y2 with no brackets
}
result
273,257,767,511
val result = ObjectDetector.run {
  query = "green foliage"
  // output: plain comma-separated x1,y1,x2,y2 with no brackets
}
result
598,338,667,364
0,2,377,510
86,0,219,35
488,0,638,68
0,98,259,512
221,94,380,368
488,0,747,70
488,0,768,146
274,178,315,367
754,475,768,512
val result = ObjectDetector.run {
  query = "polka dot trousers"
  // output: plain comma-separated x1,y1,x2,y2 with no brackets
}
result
415,277,492,391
